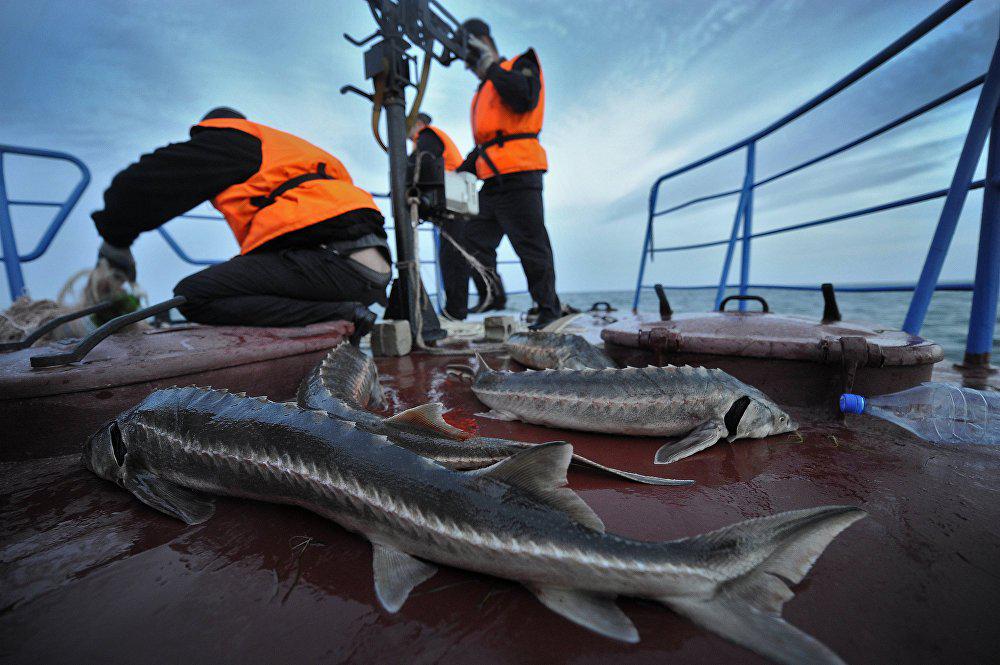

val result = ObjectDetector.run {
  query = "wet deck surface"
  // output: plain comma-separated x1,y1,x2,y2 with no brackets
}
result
3,351,1000,664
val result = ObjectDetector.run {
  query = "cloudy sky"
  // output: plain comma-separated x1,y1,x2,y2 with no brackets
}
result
0,0,996,307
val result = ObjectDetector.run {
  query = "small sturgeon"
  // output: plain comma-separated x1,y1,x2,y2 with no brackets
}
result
471,355,798,464
298,343,387,410
505,331,618,370
85,386,863,664
298,345,689,486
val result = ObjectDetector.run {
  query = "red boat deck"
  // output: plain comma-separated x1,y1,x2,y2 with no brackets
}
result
2,350,999,664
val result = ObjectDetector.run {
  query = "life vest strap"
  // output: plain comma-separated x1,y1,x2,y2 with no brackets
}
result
474,131,540,178
250,163,333,209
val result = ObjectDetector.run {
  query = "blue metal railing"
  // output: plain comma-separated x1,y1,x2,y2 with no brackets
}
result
632,0,1000,362
0,145,91,300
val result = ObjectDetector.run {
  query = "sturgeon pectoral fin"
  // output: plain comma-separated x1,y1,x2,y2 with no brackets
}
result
470,442,605,533
122,467,216,525
475,409,520,422
654,420,728,465
386,403,472,440
530,586,639,643
569,453,694,486
371,543,438,613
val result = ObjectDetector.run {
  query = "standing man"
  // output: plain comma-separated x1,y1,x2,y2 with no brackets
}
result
407,112,486,320
456,18,560,329
92,107,388,343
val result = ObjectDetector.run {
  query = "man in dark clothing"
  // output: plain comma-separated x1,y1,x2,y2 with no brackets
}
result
453,18,560,329
92,107,388,341
407,113,488,320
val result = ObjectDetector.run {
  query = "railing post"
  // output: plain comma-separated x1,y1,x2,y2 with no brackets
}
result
962,88,1000,369
631,214,654,312
738,142,756,311
904,37,1000,335
715,146,752,310
0,154,27,301
633,181,662,312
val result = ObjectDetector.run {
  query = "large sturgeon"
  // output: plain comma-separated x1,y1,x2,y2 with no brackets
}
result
505,331,618,370
85,386,863,664
471,355,798,464
298,344,689,486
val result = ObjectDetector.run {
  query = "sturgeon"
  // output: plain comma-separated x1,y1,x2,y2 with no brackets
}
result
298,344,689,486
298,342,387,410
505,331,618,370
85,386,863,664
471,355,798,464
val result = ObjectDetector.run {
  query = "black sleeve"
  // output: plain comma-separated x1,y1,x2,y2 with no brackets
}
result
483,50,541,114
456,149,478,175
92,128,262,248
413,128,445,159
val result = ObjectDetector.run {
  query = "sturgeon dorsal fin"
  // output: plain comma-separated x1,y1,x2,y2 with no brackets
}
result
385,403,472,441
474,353,494,378
371,542,438,612
471,442,605,533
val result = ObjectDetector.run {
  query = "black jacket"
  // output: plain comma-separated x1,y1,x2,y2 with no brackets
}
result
93,125,385,251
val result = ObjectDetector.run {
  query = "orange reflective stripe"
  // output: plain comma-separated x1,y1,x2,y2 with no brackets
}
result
194,119,380,254
470,50,546,179
425,126,462,171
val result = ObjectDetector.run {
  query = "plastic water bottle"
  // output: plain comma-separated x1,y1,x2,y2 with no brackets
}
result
840,382,1000,446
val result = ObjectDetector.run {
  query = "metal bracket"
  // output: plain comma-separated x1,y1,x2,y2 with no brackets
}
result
0,300,117,352
718,294,769,313
343,30,381,47
29,296,186,368
340,85,375,102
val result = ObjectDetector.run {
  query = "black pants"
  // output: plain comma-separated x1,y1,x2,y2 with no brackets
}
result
174,247,389,327
453,179,559,320
438,218,491,317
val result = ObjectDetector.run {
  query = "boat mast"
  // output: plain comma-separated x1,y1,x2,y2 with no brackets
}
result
343,0,469,344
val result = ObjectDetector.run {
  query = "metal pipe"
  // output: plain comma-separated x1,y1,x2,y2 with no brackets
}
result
0,155,27,299
963,89,1000,365
631,201,656,312
383,64,420,339
738,142,756,310
646,281,975,292
714,148,752,309
904,37,1000,334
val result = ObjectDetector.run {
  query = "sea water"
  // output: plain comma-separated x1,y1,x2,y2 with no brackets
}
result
496,287,998,362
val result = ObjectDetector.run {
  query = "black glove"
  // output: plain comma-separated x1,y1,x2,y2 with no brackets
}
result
98,241,136,282
465,35,498,80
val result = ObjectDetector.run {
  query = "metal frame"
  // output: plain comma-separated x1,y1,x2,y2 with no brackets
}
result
0,145,90,300
633,0,1000,363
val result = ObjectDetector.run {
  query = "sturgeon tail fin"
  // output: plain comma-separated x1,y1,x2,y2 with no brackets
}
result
661,505,865,665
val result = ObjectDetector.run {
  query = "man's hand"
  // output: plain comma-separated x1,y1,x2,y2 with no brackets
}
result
465,35,498,80
98,241,137,282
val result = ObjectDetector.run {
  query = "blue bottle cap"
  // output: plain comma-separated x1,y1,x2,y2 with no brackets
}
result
839,393,865,414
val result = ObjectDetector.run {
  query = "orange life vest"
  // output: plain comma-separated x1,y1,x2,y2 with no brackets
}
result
195,118,380,254
423,125,462,171
470,50,547,180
